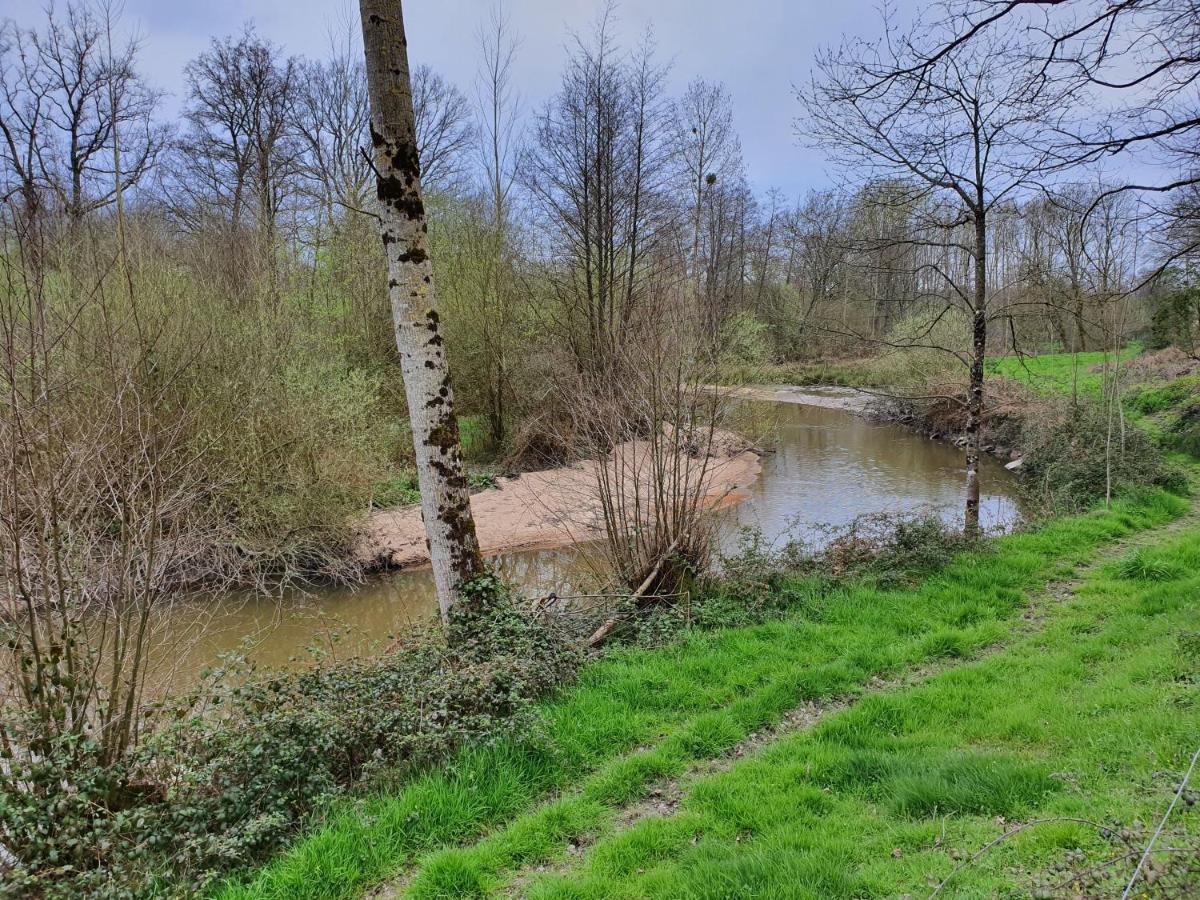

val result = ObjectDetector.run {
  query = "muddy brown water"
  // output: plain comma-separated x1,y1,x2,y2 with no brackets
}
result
149,391,1024,692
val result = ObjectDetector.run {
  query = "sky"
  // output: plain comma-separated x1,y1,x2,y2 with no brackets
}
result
3,0,925,199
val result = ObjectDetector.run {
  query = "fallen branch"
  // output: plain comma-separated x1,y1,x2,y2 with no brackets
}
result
587,529,687,648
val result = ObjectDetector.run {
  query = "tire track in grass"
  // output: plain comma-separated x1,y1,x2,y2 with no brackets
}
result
387,493,1193,899
515,503,1200,899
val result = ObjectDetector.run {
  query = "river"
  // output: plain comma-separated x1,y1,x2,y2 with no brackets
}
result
149,390,1024,691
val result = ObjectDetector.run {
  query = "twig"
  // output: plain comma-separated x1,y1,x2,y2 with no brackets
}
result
1121,742,1200,899
929,817,1115,899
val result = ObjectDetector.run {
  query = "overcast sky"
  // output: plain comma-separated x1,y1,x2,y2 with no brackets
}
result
5,0,925,197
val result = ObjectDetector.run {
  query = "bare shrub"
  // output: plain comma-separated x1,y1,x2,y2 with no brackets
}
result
0,203,222,874
555,319,744,644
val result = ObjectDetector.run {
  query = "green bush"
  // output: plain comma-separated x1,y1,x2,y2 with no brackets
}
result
1020,401,1188,511
0,588,580,898
1148,270,1200,355
719,312,774,368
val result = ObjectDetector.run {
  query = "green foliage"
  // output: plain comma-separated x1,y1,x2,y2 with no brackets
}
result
1115,546,1183,582
1020,400,1188,511
216,487,1187,900
371,472,422,509
718,312,774,368
820,749,1058,818
1148,270,1200,355
0,595,579,898
1127,374,1200,416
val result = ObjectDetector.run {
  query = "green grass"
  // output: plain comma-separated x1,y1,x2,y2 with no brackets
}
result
718,358,882,388
988,346,1141,397
371,468,499,510
214,486,1188,899
992,348,1200,459
524,513,1200,899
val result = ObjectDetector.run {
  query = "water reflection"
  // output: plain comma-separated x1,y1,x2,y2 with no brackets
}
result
727,395,1022,548
151,394,1025,691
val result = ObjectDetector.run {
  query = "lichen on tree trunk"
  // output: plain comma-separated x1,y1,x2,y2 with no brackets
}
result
358,0,483,625
965,217,989,537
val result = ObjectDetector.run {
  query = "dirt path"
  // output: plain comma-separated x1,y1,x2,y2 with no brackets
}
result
355,431,763,570
411,500,1199,898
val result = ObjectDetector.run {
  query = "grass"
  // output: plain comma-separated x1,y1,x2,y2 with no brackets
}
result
994,347,1200,458
717,358,883,388
371,468,499,510
522,513,1200,899
987,346,1141,397
214,485,1188,899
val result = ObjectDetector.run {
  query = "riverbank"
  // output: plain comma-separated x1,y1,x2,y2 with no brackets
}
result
355,429,763,571
713,383,873,412
210,350,1200,899
720,381,1029,463
11,353,1192,897
215,484,1196,900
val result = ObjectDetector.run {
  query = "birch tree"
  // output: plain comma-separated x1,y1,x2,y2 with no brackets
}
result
358,0,484,624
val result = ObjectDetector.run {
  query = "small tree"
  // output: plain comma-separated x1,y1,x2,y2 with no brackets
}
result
358,0,484,625
801,11,1072,533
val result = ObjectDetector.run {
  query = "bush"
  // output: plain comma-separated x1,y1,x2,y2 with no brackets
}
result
816,512,972,586
865,308,970,394
1147,270,1200,356
1172,400,1200,457
1020,400,1188,511
0,586,580,898
719,312,774,368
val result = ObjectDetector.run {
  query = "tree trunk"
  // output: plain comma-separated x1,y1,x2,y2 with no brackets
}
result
358,0,484,625
965,215,988,537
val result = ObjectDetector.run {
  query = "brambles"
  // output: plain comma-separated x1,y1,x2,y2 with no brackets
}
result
1021,401,1188,511
0,591,577,897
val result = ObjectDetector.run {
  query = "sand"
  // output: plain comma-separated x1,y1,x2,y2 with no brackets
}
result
356,430,763,570
716,384,874,412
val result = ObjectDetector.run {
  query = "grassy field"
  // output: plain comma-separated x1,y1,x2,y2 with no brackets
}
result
512,514,1200,898
215,486,1191,899
993,346,1200,459
987,347,1141,397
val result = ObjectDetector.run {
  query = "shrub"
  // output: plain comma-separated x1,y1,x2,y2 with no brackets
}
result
0,587,580,898
719,312,774,368
816,512,972,586
1020,400,1188,511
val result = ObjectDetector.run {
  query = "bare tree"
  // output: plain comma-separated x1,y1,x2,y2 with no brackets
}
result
675,78,742,284
358,0,484,625
297,38,372,220
411,64,475,194
468,2,523,448
697,170,754,343
476,2,521,229
174,26,301,290
917,1,1200,257
0,18,50,261
525,7,674,376
0,1,164,240
787,189,854,338
801,11,1072,534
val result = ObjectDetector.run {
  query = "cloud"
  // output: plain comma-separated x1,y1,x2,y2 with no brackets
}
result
1,0,925,196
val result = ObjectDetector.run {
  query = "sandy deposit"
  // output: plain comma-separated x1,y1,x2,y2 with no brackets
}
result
356,430,763,570
718,384,874,412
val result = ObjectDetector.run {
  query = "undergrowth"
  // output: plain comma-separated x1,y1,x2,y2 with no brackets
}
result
0,582,578,898
212,485,1186,900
